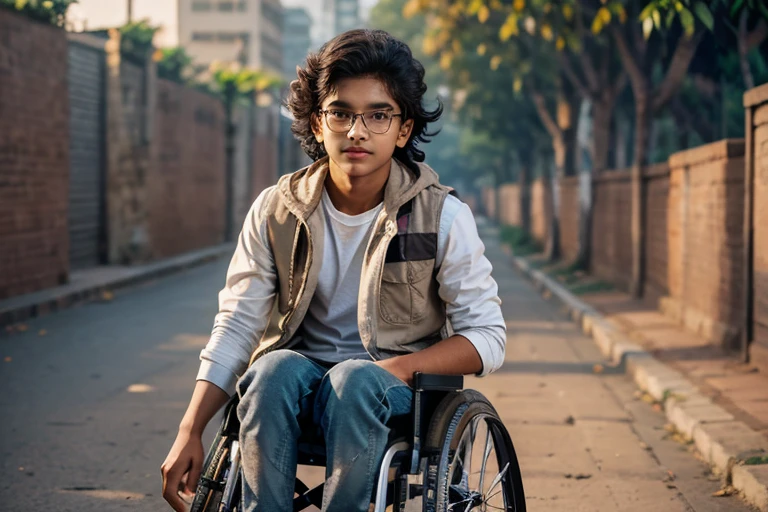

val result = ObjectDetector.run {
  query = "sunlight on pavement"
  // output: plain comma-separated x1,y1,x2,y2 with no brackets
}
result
127,384,155,393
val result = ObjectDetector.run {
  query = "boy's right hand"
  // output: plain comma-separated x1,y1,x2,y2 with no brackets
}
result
161,429,204,511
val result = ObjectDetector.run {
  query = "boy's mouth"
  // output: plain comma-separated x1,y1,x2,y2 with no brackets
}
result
342,147,371,154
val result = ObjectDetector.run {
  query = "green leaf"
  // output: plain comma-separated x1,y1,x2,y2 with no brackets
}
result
729,0,745,17
652,9,662,29
638,3,656,22
665,8,675,28
693,1,714,31
680,7,695,36
643,16,654,39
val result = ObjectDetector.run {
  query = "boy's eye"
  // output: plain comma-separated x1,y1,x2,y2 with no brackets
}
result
369,111,389,121
329,110,351,120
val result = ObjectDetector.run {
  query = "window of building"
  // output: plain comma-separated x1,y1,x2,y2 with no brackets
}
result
237,1,247,11
192,1,211,11
191,32,215,41
218,1,234,12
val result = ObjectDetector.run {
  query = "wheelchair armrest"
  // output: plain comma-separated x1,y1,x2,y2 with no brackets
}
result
408,373,463,474
413,372,463,392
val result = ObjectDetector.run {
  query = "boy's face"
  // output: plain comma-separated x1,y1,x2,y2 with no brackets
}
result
313,77,414,181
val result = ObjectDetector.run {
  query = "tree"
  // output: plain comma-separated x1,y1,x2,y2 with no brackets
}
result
208,63,282,241
0,0,77,27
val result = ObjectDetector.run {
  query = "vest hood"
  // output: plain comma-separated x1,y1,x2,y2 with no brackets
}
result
276,156,442,221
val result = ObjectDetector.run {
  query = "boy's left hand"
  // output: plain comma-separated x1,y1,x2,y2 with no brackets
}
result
374,358,413,386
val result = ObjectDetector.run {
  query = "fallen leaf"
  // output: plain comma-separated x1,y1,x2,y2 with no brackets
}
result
664,423,676,433
574,474,592,480
712,486,735,497
16,324,28,332
542,290,552,300
639,442,650,451
663,470,676,482
4,357,11,363
101,291,114,301
641,394,656,404
564,415,575,425
593,364,604,374
652,403,663,412
564,473,572,479
666,484,676,489
38,329,47,336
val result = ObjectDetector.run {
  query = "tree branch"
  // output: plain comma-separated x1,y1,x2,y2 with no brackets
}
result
559,53,591,99
574,5,600,91
531,92,561,140
652,30,705,112
610,69,628,101
747,18,768,50
609,25,648,98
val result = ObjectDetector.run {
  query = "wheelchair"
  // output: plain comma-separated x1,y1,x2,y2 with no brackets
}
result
190,372,526,512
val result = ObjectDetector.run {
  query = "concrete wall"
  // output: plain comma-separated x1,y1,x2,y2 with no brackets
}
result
0,11,70,299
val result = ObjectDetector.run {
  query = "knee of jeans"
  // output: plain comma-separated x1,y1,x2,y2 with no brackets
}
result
323,359,381,402
237,349,308,398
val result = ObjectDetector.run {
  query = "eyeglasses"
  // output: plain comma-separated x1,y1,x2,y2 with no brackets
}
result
318,109,404,134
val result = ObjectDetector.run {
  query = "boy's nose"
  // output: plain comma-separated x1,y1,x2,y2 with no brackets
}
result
347,116,369,139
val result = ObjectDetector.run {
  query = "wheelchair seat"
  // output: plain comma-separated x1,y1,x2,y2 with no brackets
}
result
190,373,526,512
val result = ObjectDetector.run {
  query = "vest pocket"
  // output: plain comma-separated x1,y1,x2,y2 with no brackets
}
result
380,259,434,325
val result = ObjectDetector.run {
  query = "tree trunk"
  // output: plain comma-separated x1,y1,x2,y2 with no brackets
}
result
519,153,532,236
545,149,561,262
738,10,755,90
630,96,651,298
224,97,236,242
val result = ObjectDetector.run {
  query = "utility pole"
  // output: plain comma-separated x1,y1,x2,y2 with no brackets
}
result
127,0,133,23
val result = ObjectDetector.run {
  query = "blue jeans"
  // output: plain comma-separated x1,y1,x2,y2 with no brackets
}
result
235,350,413,512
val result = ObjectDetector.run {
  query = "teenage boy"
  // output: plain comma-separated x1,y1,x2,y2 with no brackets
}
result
161,29,506,512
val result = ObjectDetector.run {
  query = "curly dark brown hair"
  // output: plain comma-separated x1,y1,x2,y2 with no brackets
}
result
285,29,442,173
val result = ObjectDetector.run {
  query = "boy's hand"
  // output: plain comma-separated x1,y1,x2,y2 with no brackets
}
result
161,429,204,511
375,357,414,386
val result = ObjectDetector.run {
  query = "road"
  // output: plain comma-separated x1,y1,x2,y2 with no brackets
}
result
0,222,755,511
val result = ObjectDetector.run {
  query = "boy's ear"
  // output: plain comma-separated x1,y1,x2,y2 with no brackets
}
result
311,112,324,143
396,118,414,148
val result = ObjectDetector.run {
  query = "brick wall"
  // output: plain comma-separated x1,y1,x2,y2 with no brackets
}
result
498,184,520,226
0,11,70,300
148,80,227,259
558,176,580,263
530,178,547,245
590,170,633,290
661,140,745,348
643,163,671,303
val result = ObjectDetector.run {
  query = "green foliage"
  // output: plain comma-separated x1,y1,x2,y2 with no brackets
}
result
120,19,160,62
500,225,540,256
0,0,77,27
208,62,283,105
154,47,195,84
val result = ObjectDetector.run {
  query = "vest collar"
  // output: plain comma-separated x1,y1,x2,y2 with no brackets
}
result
277,156,440,222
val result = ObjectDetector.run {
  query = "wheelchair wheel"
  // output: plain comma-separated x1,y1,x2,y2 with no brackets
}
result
190,432,241,512
423,390,525,512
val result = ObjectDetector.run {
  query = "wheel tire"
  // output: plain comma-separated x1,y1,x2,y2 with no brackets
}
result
190,433,231,512
422,390,526,512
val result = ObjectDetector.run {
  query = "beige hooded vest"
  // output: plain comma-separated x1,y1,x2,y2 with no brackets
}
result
248,156,455,365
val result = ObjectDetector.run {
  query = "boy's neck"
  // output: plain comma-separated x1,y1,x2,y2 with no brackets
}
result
325,159,392,215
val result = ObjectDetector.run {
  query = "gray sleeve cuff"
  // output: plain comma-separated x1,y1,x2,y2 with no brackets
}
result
196,359,239,396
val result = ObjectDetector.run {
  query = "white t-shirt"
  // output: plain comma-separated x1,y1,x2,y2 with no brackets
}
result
291,189,383,362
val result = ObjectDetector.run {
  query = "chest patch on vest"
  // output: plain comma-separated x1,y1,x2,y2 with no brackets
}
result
384,199,438,263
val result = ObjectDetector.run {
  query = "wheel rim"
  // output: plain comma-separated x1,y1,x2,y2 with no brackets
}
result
446,414,514,511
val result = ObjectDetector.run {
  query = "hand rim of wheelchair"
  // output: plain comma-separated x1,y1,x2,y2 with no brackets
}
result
189,376,526,512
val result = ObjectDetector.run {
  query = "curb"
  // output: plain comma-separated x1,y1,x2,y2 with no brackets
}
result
0,244,235,328
509,252,768,511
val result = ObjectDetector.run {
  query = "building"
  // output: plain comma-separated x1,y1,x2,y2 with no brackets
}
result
177,0,283,73
334,0,359,35
282,7,312,77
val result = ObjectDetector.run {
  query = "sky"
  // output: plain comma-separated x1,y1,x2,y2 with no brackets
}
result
68,0,379,48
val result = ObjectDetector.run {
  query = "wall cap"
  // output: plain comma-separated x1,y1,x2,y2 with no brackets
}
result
744,83,768,108
668,139,745,170
67,31,108,50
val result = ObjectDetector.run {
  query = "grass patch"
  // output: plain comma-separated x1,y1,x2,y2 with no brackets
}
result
568,280,615,296
499,225,541,256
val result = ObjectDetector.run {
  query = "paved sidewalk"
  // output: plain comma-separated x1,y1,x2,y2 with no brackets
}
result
0,243,235,327
507,244,768,511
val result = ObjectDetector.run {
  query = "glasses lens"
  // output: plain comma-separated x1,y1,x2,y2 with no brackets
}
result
326,110,352,132
363,111,392,134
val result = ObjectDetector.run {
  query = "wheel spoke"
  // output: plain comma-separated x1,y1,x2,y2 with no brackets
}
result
478,424,493,494
485,462,509,498
461,417,478,484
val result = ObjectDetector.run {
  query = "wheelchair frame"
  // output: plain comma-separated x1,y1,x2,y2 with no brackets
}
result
190,372,526,512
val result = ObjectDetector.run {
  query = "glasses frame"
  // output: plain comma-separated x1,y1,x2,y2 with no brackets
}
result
318,108,404,134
